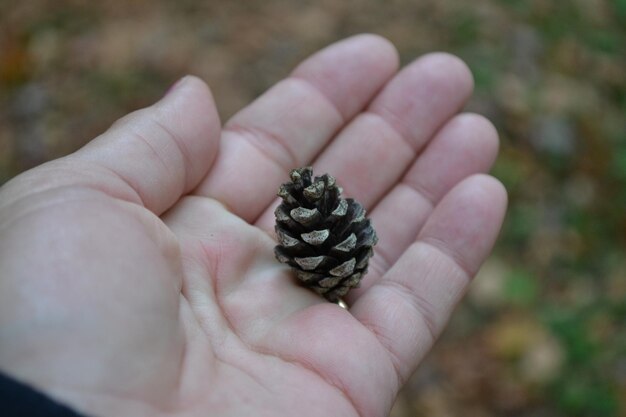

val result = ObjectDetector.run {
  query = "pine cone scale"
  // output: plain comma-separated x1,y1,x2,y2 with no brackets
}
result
290,207,321,225
332,233,357,252
301,229,330,245
329,258,356,277
319,276,342,288
294,255,327,270
331,199,348,217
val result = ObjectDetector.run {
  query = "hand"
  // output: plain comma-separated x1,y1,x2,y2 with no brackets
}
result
0,35,506,417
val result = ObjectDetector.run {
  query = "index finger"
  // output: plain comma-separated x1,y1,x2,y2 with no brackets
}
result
193,34,399,222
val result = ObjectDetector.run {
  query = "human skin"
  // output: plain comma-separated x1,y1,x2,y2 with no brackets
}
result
0,35,506,417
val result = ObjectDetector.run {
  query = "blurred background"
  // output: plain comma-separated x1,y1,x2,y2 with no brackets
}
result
1,1,625,416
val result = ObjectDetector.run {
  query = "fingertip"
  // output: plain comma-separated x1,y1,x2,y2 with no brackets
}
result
398,52,474,100
295,33,400,75
418,52,474,96
155,75,222,190
159,75,221,134
348,33,401,71
368,52,474,143
468,173,508,209
449,112,500,163
451,112,498,140
449,174,508,220
487,174,509,215
292,34,400,119
418,173,508,276
461,173,509,254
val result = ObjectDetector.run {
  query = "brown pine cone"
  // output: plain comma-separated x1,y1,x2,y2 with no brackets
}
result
274,167,377,302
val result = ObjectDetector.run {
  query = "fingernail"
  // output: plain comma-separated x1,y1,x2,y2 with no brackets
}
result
164,76,188,97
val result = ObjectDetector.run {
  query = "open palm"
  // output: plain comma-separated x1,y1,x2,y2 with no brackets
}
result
0,35,506,417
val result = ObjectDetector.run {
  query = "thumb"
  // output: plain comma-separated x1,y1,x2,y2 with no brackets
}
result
72,75,221,214
1,76,221,216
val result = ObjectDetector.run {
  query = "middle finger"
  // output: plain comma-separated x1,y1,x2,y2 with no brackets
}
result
256,52,474,232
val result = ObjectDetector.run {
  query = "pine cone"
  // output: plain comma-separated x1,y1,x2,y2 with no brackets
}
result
274,167,377,302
